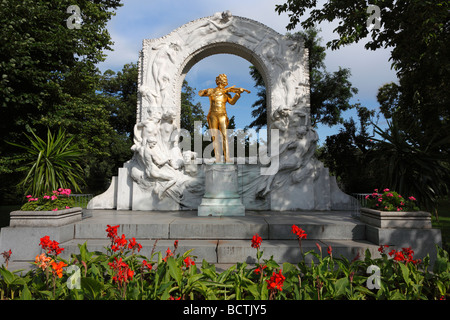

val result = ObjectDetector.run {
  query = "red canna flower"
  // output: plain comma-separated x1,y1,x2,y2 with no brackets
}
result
393,251,405,262
162,247,173,262
251,233,262,249
111,234,127,252
39,236,64,256
128,237,142,253
327,245,332,256
378,244,389,254
266,270,286,291
51,261,67,278
108,257,133,284
184,256,195,268
142,260,153,271
106,225,119,240
254,265,267,275
292,225,307,240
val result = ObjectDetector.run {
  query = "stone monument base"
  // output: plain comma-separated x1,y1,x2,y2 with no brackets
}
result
198,163,245,216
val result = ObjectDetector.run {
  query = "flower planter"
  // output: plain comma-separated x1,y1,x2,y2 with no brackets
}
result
9,207,83,227
360,207,432,229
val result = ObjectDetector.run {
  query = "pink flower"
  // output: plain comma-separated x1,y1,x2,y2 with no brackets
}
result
383,188,390,192
386,193,393,197
378,197,383,202
52,208,58,211
43,195,50,200
26,195,32,198
65,206,70,209
409,196,416,201
397,207,402,211
51,195,57,201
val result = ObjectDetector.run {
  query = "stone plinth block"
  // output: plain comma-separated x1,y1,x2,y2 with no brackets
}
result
198,164,245,216
361,208,432,229
9,207,83,227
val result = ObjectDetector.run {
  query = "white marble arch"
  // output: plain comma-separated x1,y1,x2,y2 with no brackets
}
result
88,11,357,212
137,11,310,134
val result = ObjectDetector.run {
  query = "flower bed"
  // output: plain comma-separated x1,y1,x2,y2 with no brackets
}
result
0,224,448,300
364,188,420,212
20,188,75,212
361,189,432,228
9,188,82,227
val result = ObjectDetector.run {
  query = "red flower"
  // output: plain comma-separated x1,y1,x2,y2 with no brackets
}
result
327,245,332,256
111,234,127,252
292,225,307,239
106,225,119,240
128,237,142,253
142,260,153,270
108,257,134,284
266,270,286,291
254,265,267,275
39,236,51,249
51,261,67,278
378,244,390,254
39,236,64,256
393,251,405,262
251,233,262,249
184,256,195,268
162,247,173,262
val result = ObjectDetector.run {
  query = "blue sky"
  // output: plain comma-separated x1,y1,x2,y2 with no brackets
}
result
96,0,397,145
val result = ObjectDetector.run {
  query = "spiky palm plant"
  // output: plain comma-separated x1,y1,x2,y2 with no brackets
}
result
9,128,85,196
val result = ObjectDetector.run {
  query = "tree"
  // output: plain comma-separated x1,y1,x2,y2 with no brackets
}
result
248,28,358,129
318,105,377,193
100,63,138,138
275,0,450,163
276,0,450,210
180,80,207,135
0,0,122,149
0,0,122,198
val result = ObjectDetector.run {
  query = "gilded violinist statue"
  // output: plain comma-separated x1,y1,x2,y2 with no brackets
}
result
199,74,250,162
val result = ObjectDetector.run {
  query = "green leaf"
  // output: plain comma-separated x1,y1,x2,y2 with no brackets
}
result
334,277,350,297
398,263,411,285
0,267,15,285
167,256,182,286
81,277,104,300
20,285,32,300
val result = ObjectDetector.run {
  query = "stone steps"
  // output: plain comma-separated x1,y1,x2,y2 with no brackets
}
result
59,238,380,264
56,209,376,264
74,209,365,240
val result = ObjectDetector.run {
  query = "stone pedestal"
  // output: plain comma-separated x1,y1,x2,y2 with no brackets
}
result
198,164,245,216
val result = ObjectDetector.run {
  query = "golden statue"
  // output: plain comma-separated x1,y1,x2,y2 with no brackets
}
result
199,74,250,163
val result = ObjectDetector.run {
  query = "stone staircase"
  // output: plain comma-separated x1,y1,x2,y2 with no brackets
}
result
58,209,381,264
